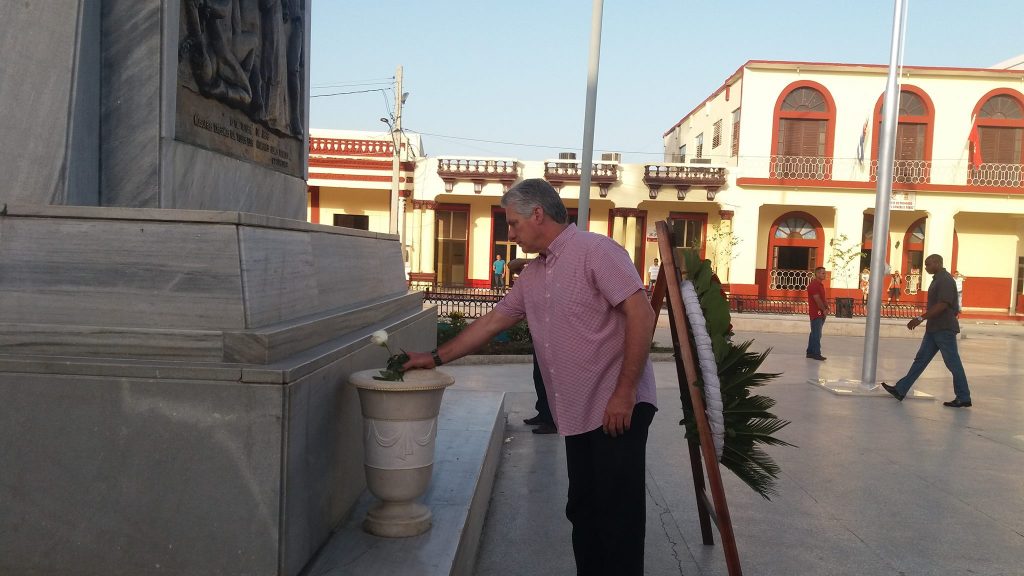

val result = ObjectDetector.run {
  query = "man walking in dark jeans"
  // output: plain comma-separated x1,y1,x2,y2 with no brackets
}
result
806,266,828,361
882,254,972,407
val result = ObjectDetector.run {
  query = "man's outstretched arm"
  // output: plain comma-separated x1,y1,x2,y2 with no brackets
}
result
403,309,519,370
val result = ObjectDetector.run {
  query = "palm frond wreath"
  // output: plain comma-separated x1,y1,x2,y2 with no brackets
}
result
677,250,794,500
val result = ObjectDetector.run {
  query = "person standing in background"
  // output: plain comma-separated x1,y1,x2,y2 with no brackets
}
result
806,266,828,361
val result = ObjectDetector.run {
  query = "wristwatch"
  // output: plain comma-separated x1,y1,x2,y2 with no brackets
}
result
431,348,444,367
914,315,924,322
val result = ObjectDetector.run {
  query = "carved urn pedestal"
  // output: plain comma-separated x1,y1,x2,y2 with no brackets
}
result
349,368,455,538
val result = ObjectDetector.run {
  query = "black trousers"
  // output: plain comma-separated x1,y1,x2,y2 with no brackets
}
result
532,353,554,425
564,402,656,576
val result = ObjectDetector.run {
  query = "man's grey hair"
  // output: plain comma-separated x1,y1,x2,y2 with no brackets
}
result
501,178,568,224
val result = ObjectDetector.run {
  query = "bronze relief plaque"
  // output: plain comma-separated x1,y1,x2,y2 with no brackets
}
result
175,0,306,178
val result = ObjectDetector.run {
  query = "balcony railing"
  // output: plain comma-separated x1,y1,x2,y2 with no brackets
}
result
436,158,519,181
543,160,619,185
309,137,393,157
643,163,727,187
768,155,833,180
870,159,931,184
967,162,1023,187
769,268,815,291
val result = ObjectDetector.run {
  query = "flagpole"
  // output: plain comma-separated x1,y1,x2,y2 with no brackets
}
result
861,0,909,386
576,0,603,231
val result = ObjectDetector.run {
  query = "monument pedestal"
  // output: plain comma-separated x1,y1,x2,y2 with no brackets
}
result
0,205,431,576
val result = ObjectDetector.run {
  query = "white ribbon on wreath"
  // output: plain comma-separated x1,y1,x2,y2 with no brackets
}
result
680,279,725,460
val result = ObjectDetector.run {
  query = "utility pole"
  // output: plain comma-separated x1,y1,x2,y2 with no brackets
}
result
389,65,404,237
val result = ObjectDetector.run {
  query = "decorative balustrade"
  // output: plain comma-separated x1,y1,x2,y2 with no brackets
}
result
768,155,833,180
543,160,619,184
309,137,394,157
642,164,727,187
436,158,519,181
768,268,816,291
870,159,931,184
967,162,1024,187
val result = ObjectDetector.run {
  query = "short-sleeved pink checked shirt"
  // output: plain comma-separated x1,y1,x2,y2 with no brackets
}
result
495,224,657,436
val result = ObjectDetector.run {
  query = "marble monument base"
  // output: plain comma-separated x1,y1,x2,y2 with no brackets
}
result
0,205,431,576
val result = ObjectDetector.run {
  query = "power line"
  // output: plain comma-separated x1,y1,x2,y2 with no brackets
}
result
310,88,391,99
311,77,394,89
404,128,665,156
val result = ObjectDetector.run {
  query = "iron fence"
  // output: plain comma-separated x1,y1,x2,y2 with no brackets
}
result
419,285,927,320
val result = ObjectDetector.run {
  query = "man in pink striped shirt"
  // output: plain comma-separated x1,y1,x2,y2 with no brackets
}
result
404,179,657,575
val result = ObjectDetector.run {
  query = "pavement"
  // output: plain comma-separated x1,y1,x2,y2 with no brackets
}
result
446,323,1024,575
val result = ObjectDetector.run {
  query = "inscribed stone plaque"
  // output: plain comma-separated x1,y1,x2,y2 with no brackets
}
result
175,0,306,178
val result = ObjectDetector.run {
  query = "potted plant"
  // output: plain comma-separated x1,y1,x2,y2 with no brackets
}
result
827,234,865,318
348,330,453,537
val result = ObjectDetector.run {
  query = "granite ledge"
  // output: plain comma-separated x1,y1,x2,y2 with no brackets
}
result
2,204,398,240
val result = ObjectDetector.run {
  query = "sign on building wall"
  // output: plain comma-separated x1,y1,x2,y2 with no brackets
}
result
891,190,916,211
175,0,306,178
647,225,659,241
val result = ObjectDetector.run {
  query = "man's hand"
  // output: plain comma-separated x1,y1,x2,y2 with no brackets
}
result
603,389,635,437
403,351,437,371
907,317,923,330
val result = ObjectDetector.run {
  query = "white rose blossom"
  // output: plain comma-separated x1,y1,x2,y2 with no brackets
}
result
370,330,389,347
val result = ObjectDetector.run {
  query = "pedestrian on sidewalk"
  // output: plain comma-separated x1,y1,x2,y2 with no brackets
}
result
647,258,660,289
806,266,828,361
881,254,972,407
404,178,657,576
888,270,902,304
492,254,506,289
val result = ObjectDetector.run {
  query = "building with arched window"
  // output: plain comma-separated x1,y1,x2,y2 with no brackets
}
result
307,58,1024,316
663,59,1024,313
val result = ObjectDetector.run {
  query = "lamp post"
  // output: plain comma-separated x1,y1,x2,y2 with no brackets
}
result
388,65,405,237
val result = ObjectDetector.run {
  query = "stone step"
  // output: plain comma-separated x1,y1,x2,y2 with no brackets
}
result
300,388,506,576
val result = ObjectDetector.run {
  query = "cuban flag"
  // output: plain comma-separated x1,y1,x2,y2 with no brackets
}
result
857,120,868,164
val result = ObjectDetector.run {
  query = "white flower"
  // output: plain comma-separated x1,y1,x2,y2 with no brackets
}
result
370,330,389,347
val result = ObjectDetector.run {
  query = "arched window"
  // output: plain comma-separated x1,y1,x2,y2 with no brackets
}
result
872,87,934,183
774,216,817,239
970,90,1024,186
767,212,824,293
771,82,836,180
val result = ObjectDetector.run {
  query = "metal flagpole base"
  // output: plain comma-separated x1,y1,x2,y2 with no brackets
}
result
808,378,935,400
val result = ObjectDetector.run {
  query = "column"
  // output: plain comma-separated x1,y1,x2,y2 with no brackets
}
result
924,210,956,291
623,212,638,262
421,202,437,276
611,209,626,247
716,210,735,283
408,204,422,275
832,206,866,292
727,205,758,288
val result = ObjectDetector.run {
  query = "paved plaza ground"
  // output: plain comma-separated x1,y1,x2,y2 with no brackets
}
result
447,324,1024,575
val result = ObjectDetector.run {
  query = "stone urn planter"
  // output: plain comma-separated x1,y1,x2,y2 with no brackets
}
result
349,368,454,538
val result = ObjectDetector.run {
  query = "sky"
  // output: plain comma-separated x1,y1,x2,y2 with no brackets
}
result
309,1,1024,163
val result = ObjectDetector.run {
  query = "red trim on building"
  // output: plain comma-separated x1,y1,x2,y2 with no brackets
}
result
307,172,415,184
727,283,759,296
735,177,1024,196
962,277,1012,308
308,156,416,172
308,186,320,224
663,62,747,137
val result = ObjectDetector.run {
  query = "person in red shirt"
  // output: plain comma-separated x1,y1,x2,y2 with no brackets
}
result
806,266,828,361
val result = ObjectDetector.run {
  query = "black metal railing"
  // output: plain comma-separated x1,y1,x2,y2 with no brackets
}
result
418,285,928,320
729,295,926,318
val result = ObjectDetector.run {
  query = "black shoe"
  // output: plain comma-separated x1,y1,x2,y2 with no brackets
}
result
532,423,558,434
523,414,545,425
943,399,972,408
806,354,827,361
881,382,904,401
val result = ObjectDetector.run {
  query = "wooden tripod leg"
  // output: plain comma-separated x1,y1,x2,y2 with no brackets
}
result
687,439,715,545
